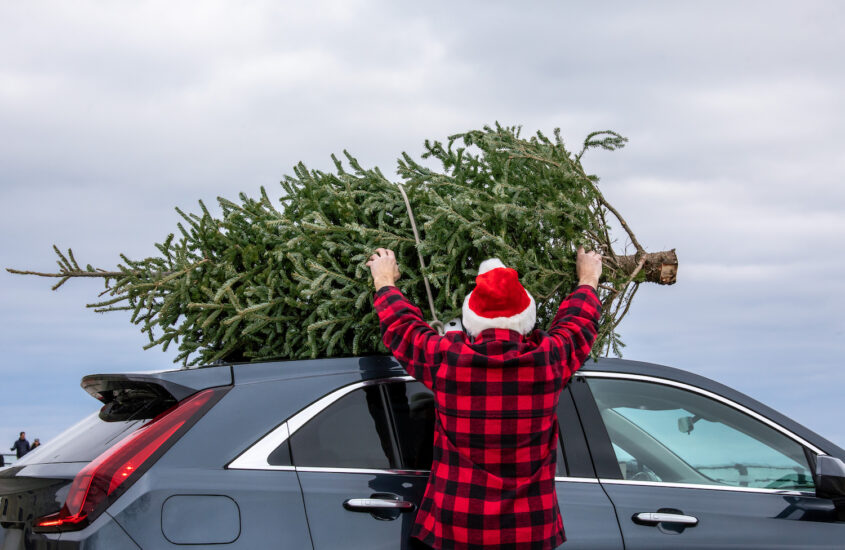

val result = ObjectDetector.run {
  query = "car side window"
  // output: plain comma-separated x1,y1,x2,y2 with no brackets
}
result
289,385,396,469
384,381,435,471
586,378,815,492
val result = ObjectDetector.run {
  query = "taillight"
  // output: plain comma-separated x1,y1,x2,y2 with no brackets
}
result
34,386,227,532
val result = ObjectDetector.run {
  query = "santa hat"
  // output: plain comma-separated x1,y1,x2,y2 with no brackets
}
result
462,258,536,338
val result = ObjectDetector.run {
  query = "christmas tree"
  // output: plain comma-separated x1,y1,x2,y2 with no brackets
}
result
8,124,677,366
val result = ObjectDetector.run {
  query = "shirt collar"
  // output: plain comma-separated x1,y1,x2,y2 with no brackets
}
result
471,328,525,345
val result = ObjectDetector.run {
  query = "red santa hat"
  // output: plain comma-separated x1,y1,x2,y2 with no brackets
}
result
462,258,536,338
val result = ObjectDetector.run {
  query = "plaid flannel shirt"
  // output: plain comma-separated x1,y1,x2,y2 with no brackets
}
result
374,284,601,550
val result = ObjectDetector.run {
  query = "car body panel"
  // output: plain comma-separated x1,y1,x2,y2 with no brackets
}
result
555,387,625,548
600,481,842,550
106,468,312,549
158,371,362,470
52,512,140,550
554,480,624,548
298,470,424,549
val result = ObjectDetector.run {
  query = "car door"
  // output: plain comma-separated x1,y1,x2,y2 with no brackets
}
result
555,384,625,548
570,373,844,549
289,377,423,549
287,374,624,549
385,380,624,549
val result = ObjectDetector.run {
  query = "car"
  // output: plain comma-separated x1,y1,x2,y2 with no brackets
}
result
1,355,843,549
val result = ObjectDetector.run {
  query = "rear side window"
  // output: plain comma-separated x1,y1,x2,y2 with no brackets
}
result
282,379,567,476
290,385,395,469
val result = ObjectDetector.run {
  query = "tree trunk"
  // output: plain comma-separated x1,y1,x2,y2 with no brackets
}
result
616,249,678,285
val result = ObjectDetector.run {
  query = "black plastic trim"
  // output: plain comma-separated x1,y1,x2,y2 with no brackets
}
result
558,385,595,478
569,375,623,479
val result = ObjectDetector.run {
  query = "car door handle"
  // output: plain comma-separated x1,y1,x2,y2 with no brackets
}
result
633,512,699,526
344,498,414,511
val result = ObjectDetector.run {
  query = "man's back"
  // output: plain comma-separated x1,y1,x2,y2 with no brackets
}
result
374,284,601,549
435,327,570,478
368,247,603,549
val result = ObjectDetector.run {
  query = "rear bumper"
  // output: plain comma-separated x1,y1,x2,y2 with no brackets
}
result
0,513,139,550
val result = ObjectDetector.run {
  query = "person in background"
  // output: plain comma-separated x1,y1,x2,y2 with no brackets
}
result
10,431,30,459
31,438,41,450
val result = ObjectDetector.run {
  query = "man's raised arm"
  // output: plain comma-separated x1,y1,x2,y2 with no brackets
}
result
368,248,443,389
546,247,603,374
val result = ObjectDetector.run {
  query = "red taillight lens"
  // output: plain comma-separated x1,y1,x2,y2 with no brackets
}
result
35,386,226,532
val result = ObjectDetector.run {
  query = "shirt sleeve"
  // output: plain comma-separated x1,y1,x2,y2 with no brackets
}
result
373,286,445,390
546,285,602,377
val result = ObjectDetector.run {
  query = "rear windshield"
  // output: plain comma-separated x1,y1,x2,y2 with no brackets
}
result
15,413,144,465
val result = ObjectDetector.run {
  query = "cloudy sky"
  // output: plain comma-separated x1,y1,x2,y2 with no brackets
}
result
2,1,844,457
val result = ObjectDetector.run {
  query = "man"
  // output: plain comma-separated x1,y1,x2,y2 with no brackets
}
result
10,432,30,459
368,247,602,550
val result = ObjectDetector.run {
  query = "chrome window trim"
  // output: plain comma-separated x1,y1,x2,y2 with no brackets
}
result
555,476,599,483
295,471,602,481
255,465,295,471
296,466,429,476
294,473,601,481
231,370,823,488
579,371,826,456
228,422,292,470
228,375,414,471
287,376,413,436
599,478,815,496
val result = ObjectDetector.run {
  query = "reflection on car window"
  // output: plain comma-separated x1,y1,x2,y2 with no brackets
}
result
385,381,435,471
290,385,395,469
587,378,815,491
268,439,292,466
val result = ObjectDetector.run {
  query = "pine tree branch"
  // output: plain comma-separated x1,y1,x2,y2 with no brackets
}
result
506,150,645,256
6,268,126,278
614,282,640,327
596,206,618,262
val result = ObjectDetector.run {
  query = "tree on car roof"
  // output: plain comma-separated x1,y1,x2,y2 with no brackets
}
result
8,124,676,366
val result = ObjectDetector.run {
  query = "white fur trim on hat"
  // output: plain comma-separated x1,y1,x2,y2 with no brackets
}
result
477,258,506,275
462,291,536,338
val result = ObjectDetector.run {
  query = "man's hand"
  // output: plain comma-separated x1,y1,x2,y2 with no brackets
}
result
366,248,401,291
576,246,602,290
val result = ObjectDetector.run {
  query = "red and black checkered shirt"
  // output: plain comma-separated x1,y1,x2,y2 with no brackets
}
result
374,284,602,550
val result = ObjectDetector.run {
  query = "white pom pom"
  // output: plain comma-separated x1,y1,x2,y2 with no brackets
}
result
478,258,506,275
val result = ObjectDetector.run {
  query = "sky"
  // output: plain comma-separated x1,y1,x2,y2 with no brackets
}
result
1,1,844,458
